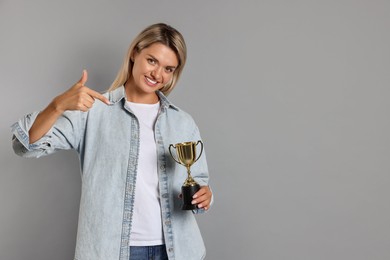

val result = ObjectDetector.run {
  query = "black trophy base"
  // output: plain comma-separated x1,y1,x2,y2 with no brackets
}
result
181,184,200,210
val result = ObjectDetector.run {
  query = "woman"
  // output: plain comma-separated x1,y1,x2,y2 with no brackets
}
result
12,23,212,260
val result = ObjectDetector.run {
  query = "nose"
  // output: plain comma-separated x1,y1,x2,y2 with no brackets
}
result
151,66,163,80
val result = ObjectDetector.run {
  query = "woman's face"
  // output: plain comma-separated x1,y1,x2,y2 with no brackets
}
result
126,42,178,103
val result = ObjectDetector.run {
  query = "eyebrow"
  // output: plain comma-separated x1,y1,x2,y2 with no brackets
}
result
147,54,177,69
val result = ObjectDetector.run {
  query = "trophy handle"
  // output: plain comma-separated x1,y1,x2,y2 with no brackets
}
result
169,144,184,165
194,140,204,163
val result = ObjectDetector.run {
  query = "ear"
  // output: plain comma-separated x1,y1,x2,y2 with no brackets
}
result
130,50,138,62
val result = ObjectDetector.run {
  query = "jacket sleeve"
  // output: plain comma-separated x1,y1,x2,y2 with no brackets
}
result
189,121,214,214
11,110,84,158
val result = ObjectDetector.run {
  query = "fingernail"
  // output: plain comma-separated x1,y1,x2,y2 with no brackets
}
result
198,204,203,208
193,194,198,199
191,200,197,205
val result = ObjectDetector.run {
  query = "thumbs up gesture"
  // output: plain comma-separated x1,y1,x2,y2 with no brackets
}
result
53,70,110,113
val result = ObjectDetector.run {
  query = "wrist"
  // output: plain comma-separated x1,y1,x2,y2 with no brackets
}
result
48,97,66,115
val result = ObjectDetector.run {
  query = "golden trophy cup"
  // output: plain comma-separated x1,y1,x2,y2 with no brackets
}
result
169,141,203,210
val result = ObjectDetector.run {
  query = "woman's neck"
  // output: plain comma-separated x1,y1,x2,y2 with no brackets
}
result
124,82,160,104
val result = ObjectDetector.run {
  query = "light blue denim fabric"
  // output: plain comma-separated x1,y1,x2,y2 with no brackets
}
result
11,87,210,260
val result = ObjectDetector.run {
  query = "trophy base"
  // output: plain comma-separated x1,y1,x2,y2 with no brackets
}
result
181,184,200,210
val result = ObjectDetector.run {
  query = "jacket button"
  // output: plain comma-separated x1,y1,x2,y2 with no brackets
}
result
160,165,165,170
162,193,168,198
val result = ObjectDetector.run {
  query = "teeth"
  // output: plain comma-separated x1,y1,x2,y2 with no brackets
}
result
146,77,157,84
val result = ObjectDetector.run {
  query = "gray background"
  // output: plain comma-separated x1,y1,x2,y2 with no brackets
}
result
1,0,390,259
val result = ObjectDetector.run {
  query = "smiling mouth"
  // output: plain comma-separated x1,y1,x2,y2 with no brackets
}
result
145,76,158,85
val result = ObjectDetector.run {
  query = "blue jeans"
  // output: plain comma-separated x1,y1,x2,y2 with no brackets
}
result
130,245,168,260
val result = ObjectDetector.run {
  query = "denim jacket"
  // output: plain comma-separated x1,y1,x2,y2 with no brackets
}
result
11,86,210,260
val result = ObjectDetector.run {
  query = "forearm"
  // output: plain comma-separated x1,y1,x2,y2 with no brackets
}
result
28,71,110,145
28,101,63,144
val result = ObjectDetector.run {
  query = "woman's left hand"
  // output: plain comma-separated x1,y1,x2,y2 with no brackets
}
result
192,186,212,211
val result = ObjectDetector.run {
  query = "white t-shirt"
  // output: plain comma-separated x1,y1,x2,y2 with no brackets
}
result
127,100,164,246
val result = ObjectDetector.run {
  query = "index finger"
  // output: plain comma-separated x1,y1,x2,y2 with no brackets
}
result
86,88,111,105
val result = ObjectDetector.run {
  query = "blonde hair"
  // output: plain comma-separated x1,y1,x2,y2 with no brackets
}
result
108,23,187,96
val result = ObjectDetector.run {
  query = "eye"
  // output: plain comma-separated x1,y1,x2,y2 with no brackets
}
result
165,67,176,73
147,58,156,65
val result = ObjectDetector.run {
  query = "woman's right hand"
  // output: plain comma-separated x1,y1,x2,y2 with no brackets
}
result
52,70,110,113
28,70,110,144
